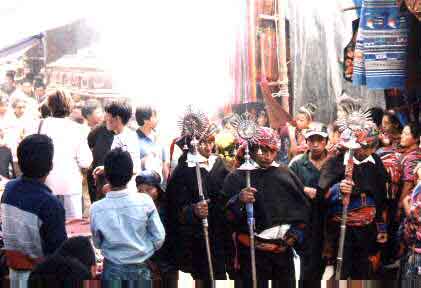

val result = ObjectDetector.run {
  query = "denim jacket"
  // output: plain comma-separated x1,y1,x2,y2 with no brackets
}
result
90,188,165,265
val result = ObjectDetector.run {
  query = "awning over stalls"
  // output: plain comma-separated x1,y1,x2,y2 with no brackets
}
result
0,34,43,63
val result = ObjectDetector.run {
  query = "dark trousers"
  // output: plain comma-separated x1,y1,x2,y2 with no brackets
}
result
236,244,295,288
327,221,377,279
190,237,226,280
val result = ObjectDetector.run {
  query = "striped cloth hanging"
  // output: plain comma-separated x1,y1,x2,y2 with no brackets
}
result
353,0,410,89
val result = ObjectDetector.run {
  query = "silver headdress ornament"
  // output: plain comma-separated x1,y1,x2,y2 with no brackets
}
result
230,112,261,145
336,107,376,149
177,105,218,150
230,111,262,169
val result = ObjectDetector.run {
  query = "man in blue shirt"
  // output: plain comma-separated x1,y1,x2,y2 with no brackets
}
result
90,148,165,282
1,134,67,282
135,106,168,182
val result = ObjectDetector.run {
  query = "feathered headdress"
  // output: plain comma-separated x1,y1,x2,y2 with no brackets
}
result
336,107,379,148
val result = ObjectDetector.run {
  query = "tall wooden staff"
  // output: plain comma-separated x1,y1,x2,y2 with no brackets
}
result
233,113,260,288
335,109,373,280
191,137,215,282
178,106,215,283
335,144,357,280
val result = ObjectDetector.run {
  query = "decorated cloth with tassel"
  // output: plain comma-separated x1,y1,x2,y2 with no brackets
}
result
353,0,410,89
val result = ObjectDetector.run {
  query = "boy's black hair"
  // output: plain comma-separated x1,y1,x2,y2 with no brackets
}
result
18,134,54,178
81,99,102,119
29,254,91,281
104,101,132,125
135,106,156,126
104,148,133,187
56,237,96,269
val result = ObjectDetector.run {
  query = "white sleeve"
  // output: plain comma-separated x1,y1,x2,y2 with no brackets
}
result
129,132,141,175
76,127,93,169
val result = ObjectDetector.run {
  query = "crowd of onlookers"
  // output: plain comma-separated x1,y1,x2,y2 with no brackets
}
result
0,68,420,287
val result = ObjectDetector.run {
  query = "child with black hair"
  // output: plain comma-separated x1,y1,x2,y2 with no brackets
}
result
55,236,97,278
136,171,177,282
29,254,91,283
90,148,165,283
1,134,67,281
29,236,97,285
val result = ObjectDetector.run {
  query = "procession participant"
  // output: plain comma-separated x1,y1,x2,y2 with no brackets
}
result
288,103,317,157
224,127,310,286
90,148,165,283
289,123,329,281
319,120,388,279
166,110,230,281
1,135,67,281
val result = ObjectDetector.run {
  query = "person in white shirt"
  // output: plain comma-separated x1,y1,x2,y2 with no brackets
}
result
3,97,36,176
93,101,140,193
29,90,92,220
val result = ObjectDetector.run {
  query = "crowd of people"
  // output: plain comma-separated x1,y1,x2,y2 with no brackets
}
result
0,69,420,287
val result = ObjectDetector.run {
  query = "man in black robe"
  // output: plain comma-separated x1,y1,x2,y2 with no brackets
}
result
166,132,230,282
224,127,310,288
319,125,388,279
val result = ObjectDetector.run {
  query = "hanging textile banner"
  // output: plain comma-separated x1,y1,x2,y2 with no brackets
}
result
231,0,258,105
353,0,409,90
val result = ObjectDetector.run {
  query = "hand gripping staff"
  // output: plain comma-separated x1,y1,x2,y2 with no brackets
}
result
178,106,216,284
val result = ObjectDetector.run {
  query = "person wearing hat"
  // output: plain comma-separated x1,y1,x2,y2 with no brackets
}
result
136,171,178,285
319,123,388,279
224,127,310,286
166,130,230,282
289,123,329,281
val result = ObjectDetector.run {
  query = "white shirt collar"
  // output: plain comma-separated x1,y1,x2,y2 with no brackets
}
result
187,153,218,172
250,159,280,169
343,151,376,166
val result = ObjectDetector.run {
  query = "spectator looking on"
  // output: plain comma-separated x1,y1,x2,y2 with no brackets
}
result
1,134,67,281
30,90,92,220
90,148,165,282
93,101,140,192
135,106,168,182
81,99,104,129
